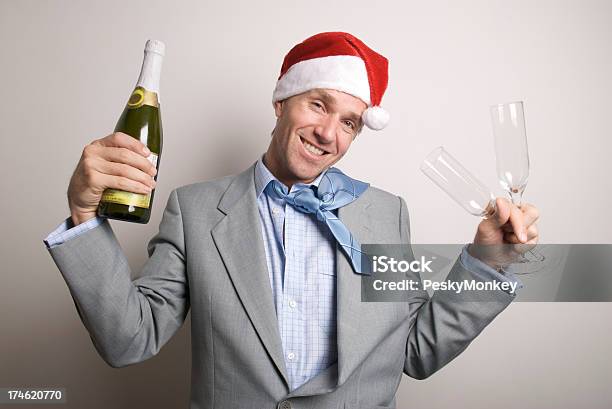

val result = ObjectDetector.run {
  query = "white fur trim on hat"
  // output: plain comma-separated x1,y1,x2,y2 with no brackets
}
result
273,55,371,105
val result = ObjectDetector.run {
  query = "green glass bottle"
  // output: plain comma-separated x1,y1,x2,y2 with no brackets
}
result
98,40,165,223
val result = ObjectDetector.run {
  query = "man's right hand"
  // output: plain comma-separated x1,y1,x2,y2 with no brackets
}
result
67,132,157,226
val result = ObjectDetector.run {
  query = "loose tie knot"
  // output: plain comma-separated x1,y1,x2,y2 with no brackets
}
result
267,168,370,274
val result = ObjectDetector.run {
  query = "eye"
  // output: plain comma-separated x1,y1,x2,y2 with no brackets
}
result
310,101,324,111
342,120,356,130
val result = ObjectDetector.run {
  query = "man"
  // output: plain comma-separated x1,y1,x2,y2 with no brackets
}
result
44,32,539,409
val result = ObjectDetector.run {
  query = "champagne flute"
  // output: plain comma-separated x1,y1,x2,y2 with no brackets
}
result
490,101,544,263
421,146,538,273
420,147,497,218
490,101,529,204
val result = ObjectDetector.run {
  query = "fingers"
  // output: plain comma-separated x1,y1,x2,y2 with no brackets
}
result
519,203,540,227
99,146,157,176
493,198,541,244
503,224,539,244
79,132,157,196
501,203,540,239
93,132,151,157
490,197,512,228
475,197,541,247
502,203,539,229
97,173,153,195
507,203,527,242
84,144,156,176
93,158,156,189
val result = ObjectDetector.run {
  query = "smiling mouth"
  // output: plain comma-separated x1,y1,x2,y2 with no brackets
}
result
300,136,329,156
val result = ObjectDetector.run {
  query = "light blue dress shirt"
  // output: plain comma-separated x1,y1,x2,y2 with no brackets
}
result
43,158,521,391
254,158,339,391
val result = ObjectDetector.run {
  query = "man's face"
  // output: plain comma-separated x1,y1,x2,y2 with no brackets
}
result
264,88,366,187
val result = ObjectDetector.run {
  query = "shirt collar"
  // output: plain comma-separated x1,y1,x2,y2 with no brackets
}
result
255,155,327,198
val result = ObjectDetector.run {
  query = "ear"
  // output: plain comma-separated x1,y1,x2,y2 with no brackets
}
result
274,100,284,118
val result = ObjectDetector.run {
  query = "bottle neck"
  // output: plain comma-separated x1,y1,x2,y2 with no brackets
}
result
136,51,163,96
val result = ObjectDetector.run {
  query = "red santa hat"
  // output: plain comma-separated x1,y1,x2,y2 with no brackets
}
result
273,32,390,131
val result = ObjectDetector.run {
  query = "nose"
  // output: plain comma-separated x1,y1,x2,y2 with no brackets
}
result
313,114,338,144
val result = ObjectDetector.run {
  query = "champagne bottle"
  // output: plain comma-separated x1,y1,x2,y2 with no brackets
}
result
98,39,165,224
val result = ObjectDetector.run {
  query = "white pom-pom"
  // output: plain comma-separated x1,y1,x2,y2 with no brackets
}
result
362,106,390,130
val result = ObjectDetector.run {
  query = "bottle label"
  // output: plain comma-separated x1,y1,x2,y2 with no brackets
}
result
127,86,159,109
100,153,158,208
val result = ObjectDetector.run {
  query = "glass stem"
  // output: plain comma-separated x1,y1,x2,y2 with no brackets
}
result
509,190,523,207
506,190,546,264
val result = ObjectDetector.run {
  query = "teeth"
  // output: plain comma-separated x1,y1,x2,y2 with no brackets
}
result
303,139,324,155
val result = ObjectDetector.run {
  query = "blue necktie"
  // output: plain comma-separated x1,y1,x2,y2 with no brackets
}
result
269,168,370,274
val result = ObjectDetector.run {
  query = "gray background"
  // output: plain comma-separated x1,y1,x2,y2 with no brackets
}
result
1,0,611,407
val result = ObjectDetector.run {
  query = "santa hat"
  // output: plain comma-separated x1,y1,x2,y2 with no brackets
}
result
272,32,390,131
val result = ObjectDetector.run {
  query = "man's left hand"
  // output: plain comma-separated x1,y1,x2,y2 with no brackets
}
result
468,198,540,268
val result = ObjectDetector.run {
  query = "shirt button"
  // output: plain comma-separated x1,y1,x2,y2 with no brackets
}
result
288,299,297,309
272,207,280,214
287,352,296,361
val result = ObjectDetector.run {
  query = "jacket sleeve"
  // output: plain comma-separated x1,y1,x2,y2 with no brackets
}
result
46,189,190,368
398,196,515,379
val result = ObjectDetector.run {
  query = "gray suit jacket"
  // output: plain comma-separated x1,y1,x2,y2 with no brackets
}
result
47,163,514,409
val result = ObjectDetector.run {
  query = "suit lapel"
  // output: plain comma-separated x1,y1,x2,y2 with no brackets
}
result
336,197,371,387
335,193,406,387
211,164,289,387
